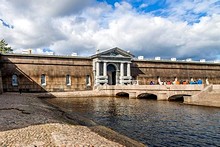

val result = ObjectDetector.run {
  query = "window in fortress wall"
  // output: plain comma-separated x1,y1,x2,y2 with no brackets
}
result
66,74,71,86
41,74,46,86
86,75,91,86
12,74,18,86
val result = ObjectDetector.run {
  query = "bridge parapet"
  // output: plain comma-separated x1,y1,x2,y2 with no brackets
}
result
97,84,204,91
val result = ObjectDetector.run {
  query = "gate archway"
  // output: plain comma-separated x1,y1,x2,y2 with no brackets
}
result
107,64,117,85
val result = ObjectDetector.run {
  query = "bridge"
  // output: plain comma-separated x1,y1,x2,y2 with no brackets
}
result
40,84,219,107
96,84,205,100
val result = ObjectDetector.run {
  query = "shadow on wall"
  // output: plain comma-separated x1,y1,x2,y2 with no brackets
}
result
0,70,3,94
1,57,47,93
131,63,145,81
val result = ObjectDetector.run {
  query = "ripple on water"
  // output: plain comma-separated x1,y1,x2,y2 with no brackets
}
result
46,97,220,147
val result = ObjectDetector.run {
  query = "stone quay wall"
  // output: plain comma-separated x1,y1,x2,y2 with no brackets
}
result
132,60,220,85
1,54,93,92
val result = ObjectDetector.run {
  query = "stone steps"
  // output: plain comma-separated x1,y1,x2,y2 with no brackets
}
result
184,85,220,107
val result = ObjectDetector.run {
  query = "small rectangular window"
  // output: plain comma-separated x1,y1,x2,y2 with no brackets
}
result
86,75,91,86
66,75,71,85
41,74,46,86
12,74,18,86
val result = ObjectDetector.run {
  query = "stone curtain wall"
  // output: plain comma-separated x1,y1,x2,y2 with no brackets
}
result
1,54,93,92
132,60,220,85
1,53,220,92
0,70,3,94
0,54,3,94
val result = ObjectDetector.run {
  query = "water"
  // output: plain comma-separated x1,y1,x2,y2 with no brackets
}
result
45,97,220,146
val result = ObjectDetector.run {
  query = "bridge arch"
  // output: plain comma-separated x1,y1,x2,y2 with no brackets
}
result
168,94,191,102
137,93,157,100
116,92,129,98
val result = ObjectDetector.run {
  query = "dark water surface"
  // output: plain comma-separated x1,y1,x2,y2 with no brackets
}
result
45,97,220,146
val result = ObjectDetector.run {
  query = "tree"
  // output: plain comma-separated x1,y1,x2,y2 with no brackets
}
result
0,39,13,53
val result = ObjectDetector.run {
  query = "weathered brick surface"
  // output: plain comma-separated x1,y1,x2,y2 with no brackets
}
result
0,70,3,94
1,54,93,92
132,60,220,85
1,54,220,92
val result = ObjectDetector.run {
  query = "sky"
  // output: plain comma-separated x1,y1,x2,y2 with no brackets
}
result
0,0,220,60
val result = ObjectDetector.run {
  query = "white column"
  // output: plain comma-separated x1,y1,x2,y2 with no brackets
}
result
92,61,96,71
96,61,100,77
127,63,130,77
93,61,96,88
103,62,107,77
120,63,124,85
120,62,124,77
116,70,119,85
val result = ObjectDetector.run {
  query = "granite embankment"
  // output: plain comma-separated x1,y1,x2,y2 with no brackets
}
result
0,93,145,147
184,85,220,107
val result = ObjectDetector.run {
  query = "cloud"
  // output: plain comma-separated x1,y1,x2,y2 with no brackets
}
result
0,0,220,61
163,0,220,22
2,0,93,17
139,3,148,9
0,0,93,49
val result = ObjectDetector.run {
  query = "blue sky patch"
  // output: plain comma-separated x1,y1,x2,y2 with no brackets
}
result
96,0,212,24
0,18,14,29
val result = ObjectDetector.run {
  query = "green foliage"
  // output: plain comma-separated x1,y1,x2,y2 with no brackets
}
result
0,39,13,53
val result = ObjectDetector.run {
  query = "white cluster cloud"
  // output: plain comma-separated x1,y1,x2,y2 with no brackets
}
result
0,0,220,60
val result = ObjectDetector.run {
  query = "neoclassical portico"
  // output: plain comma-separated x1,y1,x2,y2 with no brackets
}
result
91,47,134,86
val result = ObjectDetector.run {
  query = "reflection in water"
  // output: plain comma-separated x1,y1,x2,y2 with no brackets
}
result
46,97,220,146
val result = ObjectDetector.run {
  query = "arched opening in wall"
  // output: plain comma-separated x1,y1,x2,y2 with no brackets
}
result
137,93,157,100
116,92,129,98
107,64,117,85
168,94,191,102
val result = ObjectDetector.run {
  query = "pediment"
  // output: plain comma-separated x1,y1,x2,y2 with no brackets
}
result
91,47,134,59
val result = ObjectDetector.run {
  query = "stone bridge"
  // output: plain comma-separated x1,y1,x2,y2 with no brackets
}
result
96,85,205,100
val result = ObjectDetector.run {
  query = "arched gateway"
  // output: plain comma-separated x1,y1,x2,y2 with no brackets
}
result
107,64,117,85
91,47,134,86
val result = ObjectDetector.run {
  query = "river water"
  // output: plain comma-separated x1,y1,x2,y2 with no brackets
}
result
45,97,220,146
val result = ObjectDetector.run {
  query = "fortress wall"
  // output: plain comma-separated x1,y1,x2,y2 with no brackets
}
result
0,55,3,94
1,54,93,92
1,53,220,92
132,60,220,85
0,70,3,94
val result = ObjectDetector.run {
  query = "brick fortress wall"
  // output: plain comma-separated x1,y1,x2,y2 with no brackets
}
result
132,60,220,85
1,54,93,92
0,70,3,93
1,54,220,93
